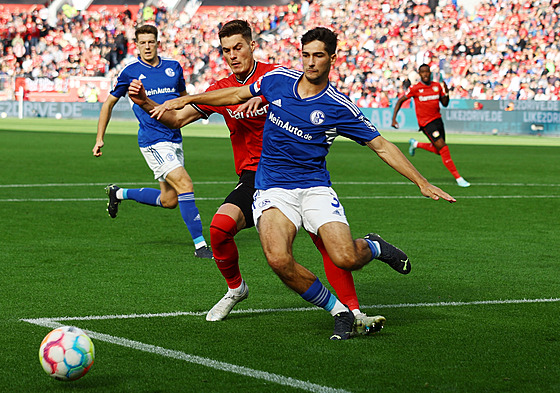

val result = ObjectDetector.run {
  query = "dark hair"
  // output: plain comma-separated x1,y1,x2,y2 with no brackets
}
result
418,64,431,72
301,27,338,56
218,20,253,43
135,25,158,41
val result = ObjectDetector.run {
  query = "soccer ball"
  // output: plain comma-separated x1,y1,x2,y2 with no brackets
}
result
39,326,95,381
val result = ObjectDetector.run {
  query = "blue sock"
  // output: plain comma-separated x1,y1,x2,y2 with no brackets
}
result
365,238,381,261
301,278,339,312
123,188,162,206
178,192,206,248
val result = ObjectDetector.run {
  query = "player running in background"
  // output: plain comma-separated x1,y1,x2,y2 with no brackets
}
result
130,20,385,336
92,24,212,259
391,64,470,187
132,26,456,340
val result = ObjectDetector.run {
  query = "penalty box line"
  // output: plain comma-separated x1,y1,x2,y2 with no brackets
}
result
20,297,559,393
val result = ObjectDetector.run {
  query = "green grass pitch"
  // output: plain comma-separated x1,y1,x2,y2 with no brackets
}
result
0,118,559,392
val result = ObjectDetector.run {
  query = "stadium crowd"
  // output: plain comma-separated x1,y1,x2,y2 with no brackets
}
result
1,0,560,106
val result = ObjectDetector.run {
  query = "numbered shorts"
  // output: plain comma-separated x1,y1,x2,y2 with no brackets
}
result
140,141,184,182
252,186,349,235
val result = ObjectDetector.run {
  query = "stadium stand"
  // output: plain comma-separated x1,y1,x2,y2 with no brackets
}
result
1,0,559,105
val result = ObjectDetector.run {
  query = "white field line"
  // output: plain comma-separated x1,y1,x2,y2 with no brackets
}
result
21,297,560,324
1,181,558,202
2,195,559,202
1,181,560,188
24,319,349,393
21,297,559,393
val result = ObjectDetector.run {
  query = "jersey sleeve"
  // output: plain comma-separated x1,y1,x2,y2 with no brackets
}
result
110,69,131,99
404,85,415,99
335,104,380,144
176,63,186,93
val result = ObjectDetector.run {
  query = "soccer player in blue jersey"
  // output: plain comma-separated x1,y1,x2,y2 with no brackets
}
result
133,27,456,340
92,25,212,259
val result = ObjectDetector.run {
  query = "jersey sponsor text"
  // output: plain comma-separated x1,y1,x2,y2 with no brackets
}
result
268,112,312,140
145,87,177,96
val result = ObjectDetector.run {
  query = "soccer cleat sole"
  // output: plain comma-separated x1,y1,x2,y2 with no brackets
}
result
365,233,411,275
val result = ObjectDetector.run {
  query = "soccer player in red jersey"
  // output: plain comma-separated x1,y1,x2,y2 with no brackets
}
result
392,64,470,187
130,20,385,335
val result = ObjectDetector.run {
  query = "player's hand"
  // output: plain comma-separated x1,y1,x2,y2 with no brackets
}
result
234,97,263,115
391,120,399,129
128,80,147,106
419,183,456,203
150,98,187,120
92,140,104,157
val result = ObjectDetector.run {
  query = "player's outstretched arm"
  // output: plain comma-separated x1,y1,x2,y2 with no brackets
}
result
366,136,456,203
151,85,254,120
234,96,263,115
128,80,201,129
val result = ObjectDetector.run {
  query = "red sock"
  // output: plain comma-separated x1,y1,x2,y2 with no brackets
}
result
308,233,360,311
439,145,461,179
210,214,242,289
417,142,439,154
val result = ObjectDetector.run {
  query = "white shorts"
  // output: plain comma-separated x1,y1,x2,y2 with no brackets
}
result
140,141,184,182
252,186,349,235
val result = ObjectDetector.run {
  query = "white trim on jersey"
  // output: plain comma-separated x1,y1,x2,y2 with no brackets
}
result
266,67,301,80
326,86,361,117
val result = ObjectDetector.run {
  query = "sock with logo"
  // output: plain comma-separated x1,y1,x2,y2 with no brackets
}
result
417,142,439,154
301,278,348,316
439,145,461,179
121,188,162,206
178,192,207,248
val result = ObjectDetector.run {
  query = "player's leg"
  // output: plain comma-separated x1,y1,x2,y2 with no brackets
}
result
206,172,256,321
254,189,354,339
308,232,385,335
206,204,247,321
431,122,470,187
309,232,359,310
104,143,175,218
165,166,212,258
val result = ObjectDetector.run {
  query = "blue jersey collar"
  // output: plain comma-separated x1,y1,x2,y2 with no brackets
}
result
137,56,161,68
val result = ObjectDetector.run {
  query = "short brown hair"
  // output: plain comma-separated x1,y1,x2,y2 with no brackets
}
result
218,20,252,43
135,25,158,41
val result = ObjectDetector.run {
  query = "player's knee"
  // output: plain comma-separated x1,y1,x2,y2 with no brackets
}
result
210,214,238,248
160,196,178,209
266,253,293,277
329,253,357,270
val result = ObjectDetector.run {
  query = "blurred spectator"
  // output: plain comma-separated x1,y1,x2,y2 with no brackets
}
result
0,0,559,105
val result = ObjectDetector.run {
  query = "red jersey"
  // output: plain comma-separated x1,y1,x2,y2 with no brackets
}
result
405,81,445,127
193,61,279,176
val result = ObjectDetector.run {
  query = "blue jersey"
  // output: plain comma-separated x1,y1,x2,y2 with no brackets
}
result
110,56,186,147
249,68,380,190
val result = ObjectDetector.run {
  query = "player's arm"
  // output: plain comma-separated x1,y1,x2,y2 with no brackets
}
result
151,85,253,120
366,136,456,203
93,94,119,157
391,95,410,129
128,79,202,128
440,81,450,107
